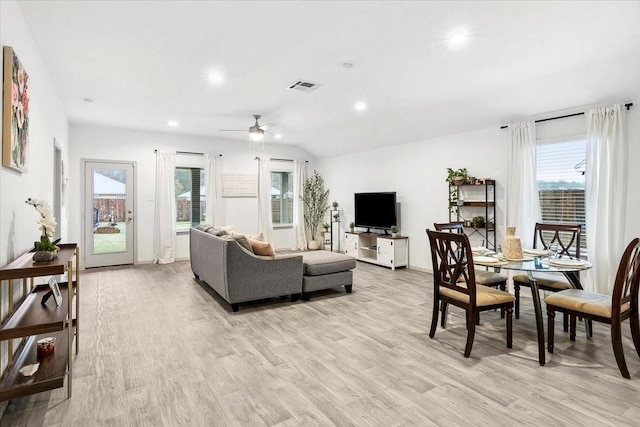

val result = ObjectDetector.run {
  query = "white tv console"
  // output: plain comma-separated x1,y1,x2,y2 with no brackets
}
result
345,232,408,270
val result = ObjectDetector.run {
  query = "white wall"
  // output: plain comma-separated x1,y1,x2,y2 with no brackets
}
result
317,103,640,272
0,0,70,265
0,0,70,399
68,123,313,263
317,126,509,270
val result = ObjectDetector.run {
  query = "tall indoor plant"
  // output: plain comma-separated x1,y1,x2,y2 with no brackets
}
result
303,171,329,250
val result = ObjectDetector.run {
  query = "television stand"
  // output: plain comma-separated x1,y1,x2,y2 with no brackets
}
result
344,231,408,270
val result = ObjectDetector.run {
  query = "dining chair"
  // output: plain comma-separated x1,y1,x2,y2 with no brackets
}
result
512,223,582,322
426,229,514,357
434,222,509,325
545,238,640,378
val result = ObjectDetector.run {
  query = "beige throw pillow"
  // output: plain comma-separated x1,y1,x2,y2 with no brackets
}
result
248,238,275,256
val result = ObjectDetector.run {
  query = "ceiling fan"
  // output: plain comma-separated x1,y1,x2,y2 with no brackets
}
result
219,114,276,148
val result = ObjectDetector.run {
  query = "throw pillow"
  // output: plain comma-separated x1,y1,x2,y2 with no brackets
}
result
206,227,228,237
229,230,264,241
222,234,254,253
248,238,275,256
195,224,213,232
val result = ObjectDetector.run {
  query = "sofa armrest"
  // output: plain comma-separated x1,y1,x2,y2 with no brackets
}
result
225,243,303,303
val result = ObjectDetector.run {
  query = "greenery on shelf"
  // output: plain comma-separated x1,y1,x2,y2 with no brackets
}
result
446,167,468,185
472,215,485,228
390,225,399,234
303,171,330,242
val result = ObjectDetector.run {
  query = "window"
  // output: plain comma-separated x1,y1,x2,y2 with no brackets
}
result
536,138,587,252
176,167,205,231
271,171,293,225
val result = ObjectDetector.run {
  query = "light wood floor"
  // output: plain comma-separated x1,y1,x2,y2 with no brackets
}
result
2,260,640,426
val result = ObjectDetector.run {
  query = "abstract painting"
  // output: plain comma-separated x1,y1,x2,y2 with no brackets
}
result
3,46,29,173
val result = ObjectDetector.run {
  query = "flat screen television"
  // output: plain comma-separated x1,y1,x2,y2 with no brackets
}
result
354,192,397,232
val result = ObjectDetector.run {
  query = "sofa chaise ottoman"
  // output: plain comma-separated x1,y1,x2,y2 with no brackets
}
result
301,251,356,301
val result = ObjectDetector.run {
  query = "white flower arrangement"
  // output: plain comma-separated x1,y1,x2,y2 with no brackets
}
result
26,197,59,251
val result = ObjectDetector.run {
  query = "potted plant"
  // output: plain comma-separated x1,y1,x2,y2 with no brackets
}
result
390,225,399,238
332,201,339,209
446,167,469,186
472,215,485,228
349,221,355,233
323,222,330,231
303,171,330,250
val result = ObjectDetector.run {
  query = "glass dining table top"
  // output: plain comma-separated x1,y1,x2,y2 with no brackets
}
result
472,251,592,273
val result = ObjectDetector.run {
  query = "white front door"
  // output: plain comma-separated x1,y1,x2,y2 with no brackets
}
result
84,160,135,268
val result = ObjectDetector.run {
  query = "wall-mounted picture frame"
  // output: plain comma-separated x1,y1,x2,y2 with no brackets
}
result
48,276,63,306
2,46,30,173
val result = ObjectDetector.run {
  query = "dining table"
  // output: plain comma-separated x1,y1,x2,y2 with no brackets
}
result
473,249,592,366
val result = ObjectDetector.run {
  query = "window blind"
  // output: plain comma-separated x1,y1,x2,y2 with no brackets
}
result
536,139,587,251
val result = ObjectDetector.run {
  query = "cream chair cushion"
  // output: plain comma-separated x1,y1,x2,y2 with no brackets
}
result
544,289,629,318
441,284,515,306
513,273,572,290
476,270,507,286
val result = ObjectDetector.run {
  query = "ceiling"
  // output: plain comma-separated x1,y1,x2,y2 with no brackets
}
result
16,1,640,159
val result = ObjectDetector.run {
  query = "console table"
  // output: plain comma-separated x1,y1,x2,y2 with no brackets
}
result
0,244,80,401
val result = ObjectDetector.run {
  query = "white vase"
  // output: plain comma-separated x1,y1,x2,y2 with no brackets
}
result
308,240,320,250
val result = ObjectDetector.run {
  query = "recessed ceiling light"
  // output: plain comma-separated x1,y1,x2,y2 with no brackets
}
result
167,120,178,127
208,71,224,83
448,31,468,45
275,133,282,139
83,97,93,103
355,102,367,111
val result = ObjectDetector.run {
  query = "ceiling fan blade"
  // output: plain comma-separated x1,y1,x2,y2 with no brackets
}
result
219,129,247,132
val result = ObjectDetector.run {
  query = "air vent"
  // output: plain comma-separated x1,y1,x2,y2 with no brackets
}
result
287,80,319,92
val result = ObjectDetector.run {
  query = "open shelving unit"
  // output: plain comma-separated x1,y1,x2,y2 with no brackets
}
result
0,244,79,401
323,208,341,252
449,180,497,250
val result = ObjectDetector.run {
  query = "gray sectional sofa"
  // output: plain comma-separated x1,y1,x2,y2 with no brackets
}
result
190,227,303,312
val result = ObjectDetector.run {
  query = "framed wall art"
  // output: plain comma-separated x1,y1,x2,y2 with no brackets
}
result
3,46,29,173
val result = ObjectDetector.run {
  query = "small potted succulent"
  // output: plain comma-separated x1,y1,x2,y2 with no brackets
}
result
349,221,355,233
323,222,330,231
390,225,399,238
332,201,339,209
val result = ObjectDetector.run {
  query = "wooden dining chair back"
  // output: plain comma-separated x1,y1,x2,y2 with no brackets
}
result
513,223,582,320
545,238,640,378
433,222,508,324
427,229,514,358
533,223,582,258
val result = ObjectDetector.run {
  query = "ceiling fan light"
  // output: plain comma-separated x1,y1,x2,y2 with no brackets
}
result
249,127,264,141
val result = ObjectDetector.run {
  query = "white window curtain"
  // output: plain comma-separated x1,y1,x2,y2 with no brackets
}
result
153,151,177,264
204,153,223,226
292,160,307,251
506,121,541,249
585,104,627,293
257,158,274,245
